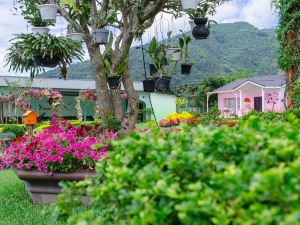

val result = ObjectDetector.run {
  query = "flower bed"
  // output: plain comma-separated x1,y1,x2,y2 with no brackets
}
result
0,117,117,173
159,111,199,127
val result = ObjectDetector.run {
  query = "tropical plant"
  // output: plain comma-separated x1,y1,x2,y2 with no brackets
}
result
17,0,55,27
5,34,84,79
179,31,193,65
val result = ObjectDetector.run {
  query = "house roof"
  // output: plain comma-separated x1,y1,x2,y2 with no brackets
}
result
211,75,286,93
0,76,144,92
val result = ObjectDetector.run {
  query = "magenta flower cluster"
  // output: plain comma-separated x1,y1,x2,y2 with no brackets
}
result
15,88,62,112
79,89,97,102
0,118,118,173
0,95,15,103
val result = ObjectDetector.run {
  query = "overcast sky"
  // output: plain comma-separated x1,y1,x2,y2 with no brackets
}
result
0,0,278,76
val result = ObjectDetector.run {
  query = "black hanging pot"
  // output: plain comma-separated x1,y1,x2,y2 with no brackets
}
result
181,64,192,74
33,55,60,68
107,76,121,90
149,64,157,76
192,17,210,40
155,77,171,92
143,79,156,92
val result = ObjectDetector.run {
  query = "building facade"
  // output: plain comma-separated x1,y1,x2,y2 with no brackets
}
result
0,76,176,123
207,75,286,117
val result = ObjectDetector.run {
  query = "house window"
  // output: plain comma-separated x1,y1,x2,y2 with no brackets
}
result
224,98,240,115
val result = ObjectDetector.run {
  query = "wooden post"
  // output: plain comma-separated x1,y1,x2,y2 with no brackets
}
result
23,110,38,141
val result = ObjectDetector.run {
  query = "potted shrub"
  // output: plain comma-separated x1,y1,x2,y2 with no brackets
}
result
91,10,116,45
179,32,194,74
165,31,181,61
143,78,156,93
38,3,57,22
66,22,84,42
5,34,84,79
20,0,55,36
142,37,167,76
181,0,198,10
103,34,126,89
186,4,217,39
0,118,117,204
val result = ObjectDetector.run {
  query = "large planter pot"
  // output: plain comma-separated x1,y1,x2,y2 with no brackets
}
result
107,76,122,89
15,169,94,204
149,64,157,76
181,64,192,74
66,33,84,42
155,77,171,92
38,4,57,21
192,18,210,40
181,0,198,10
143,79,156,92
32,27,50,36
92,28,109,45
33,55,60,68
166,48,181,61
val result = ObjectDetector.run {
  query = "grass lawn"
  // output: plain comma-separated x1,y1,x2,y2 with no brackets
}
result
0,169,56,225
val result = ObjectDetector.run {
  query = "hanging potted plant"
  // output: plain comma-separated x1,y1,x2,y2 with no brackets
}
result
21,0,55,36
91,9,116,45
142,37,168,76
179,31,194,74
165,31,181,62
181,0,198,10
103,34,126,90
143,78,156,93
5,34,84,79
66,22,84,42
38,2,58,22
186,4,217,39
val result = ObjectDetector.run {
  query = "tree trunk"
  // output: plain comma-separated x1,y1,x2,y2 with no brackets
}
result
86,44,113,120
111,89,124,122
121,69,139,131
286,31,299,109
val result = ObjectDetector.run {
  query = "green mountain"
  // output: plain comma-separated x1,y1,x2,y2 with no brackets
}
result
40,22,279,85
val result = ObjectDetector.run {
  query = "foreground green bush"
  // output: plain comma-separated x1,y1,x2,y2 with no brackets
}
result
55,115,300,225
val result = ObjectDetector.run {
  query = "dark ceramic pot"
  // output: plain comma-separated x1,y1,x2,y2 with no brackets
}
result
33,55,60,68
194,17,208,25
192,17,210,40
181,64,192,74
107,76,122,89
155,77,171,92
143,79,156,92
15,169,95,204
149,64,157,76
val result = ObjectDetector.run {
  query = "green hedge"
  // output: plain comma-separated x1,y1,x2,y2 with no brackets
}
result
0,125,26,138
54,114,300,225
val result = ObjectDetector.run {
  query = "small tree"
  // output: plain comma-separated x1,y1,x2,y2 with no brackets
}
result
13,0,228,130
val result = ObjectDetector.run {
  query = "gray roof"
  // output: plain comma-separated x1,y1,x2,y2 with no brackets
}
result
211,75,286,93
0,76,144,91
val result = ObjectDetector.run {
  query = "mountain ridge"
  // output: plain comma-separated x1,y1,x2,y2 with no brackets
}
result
40,22,280,85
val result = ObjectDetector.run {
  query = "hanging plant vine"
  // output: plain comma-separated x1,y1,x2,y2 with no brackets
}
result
273,0,300,108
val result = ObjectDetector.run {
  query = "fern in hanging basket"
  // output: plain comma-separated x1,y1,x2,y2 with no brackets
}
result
5,34,84,79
